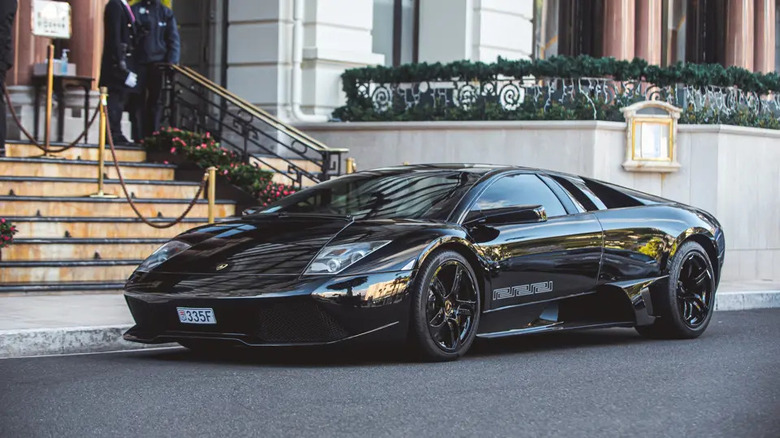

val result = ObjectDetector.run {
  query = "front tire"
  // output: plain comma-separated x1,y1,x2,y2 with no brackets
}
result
409,250,481,361
636,241,716,339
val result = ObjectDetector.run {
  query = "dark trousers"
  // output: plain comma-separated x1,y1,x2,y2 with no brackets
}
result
0,76,6,149
130,64,163,141
107,86,129,143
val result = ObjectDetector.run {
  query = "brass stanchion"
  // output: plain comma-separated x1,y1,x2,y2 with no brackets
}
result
89,87,117,198
207,166,216,224
345,157,356,174
42,44,56,157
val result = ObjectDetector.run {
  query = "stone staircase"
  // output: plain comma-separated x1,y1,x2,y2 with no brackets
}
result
0,141,236,294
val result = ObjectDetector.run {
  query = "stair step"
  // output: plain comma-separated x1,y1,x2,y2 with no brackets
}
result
4,142,146,162
0,281,125,294
0,196,236,218
4,238,166,261
0,260,139,283
0,157,175,181
6,217,211,239
0,176,202,198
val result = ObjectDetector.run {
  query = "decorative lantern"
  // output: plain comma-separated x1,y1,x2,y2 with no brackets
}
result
620,101,682,173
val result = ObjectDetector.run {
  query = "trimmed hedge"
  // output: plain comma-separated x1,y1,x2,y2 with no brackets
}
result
334,55,780,127
340,55,780,96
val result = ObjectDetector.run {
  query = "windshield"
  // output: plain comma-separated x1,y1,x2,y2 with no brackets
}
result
257,170,479,221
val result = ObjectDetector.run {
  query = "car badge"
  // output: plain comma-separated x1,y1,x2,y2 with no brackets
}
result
216,263,229,271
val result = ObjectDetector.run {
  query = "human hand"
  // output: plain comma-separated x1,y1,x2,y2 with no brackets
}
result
125,72,138,88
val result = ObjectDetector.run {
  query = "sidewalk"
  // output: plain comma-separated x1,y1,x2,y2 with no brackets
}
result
0,293,173,358
1,282,778,358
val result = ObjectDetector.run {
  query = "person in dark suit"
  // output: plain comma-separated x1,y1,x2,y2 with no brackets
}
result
0,0,17,149
99,0,138,145
130,0,180,141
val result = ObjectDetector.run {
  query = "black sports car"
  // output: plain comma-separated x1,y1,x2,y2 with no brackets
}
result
124,164,725,361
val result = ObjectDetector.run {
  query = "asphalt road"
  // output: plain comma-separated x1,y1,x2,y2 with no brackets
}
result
1,310,778,438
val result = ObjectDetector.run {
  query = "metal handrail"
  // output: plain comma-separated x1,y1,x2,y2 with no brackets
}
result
161,64,347,188
170,65,348,153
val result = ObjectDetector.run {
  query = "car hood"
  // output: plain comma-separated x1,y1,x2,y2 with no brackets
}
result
146,215,354,276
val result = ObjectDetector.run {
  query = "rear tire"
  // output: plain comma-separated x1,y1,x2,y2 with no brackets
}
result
408,250,481,361
636,241,716,339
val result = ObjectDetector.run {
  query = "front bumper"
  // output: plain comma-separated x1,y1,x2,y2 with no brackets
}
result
123,270,414,347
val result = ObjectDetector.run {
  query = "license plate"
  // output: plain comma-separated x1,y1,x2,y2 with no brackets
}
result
176,307,217,324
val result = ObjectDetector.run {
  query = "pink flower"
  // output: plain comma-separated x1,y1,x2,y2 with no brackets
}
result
2,236,8,241
163,160,169,165
1,218,5,223
283,190,289,196
205,132,211,138
170,147,176,154
223,169,229,175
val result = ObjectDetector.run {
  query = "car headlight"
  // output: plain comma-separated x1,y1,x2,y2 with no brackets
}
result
136,240,191,272
304,241,390,275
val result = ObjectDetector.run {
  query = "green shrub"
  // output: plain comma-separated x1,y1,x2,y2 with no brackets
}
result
334,55,780,129
142,128,298,204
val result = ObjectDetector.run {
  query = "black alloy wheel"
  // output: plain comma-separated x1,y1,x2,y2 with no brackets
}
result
676,252,714,328
410,250,480,361
636,241,716,339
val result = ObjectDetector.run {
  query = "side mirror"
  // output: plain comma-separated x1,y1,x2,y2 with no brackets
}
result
477,205,547,225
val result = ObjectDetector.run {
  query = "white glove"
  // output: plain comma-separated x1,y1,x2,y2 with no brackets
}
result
125,72,138,88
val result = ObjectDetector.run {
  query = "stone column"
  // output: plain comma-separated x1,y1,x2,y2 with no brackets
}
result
754,0,775,73
725,0,755,70
635,0,662,64
68,0,104,85
297,0,385,117
419,0,533,63
7,0,49,86
602,0,636,60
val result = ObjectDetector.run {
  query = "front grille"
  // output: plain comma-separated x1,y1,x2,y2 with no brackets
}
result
256,302,349,343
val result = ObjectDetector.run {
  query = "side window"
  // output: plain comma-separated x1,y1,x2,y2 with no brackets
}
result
581,178,643,209
472,174,567,217
550,175,607,211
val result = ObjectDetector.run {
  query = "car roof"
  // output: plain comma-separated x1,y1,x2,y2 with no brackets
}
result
370,163,529,174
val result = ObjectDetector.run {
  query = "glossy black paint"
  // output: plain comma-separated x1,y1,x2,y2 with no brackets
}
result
124,164,725,348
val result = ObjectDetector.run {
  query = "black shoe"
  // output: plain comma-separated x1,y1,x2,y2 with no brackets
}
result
113,135,132,146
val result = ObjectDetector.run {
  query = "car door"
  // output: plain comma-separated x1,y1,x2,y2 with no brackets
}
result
464,172,603,312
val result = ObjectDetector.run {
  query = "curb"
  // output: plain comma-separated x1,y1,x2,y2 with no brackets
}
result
713,290,780,311
1,291,778,359
0,325,174,359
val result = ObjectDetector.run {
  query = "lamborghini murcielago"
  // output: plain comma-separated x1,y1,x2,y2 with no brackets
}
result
124,164,725,361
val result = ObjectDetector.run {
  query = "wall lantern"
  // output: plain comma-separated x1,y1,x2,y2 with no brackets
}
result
620,101,682,173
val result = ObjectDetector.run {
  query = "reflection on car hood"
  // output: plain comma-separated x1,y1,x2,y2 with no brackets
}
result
149,215,353,276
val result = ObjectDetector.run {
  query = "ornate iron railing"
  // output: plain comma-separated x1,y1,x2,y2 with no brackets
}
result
353,77,780,123
160,65,346,188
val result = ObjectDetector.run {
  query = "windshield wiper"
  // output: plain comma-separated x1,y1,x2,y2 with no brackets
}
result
255,212,354,221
